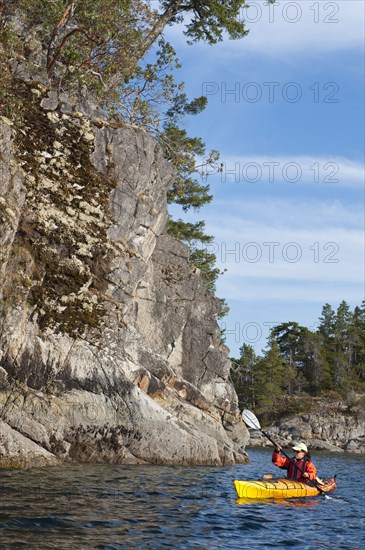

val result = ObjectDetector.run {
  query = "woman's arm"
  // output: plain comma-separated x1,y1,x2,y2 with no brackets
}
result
304,461,317,480
272,450,289,469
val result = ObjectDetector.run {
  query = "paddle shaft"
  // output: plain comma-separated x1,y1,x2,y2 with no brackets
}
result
260,429,325,495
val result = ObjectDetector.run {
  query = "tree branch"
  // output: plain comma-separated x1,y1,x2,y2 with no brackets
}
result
128,1,183,71
47,2,75,74
47,27,104,77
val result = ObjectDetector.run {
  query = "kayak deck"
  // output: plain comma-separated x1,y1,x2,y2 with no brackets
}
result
233,478,336,499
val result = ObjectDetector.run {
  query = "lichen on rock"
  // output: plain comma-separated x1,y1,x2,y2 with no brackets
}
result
0,24,249,468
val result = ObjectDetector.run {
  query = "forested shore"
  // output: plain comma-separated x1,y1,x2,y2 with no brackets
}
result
231,300,365,424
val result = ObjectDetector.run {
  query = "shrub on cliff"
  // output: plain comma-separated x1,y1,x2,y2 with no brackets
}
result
0,0,276,310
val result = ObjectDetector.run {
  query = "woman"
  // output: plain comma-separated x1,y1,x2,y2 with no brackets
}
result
272,442,317,482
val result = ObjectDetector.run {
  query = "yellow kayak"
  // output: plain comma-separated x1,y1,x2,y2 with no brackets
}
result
233,478,337,499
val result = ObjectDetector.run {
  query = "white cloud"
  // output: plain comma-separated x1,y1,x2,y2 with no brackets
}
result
165,0,364,60
207,155,364,188
206,196,364,229
160,1,364,357
240,0,365,57
208,221,363,284
172,196,364,301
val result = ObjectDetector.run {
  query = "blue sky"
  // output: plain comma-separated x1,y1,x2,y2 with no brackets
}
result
165,0,365,357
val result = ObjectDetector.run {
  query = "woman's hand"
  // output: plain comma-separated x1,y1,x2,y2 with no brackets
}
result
274,445,282,453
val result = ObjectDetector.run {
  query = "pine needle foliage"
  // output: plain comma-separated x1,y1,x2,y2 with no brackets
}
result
0,0,270,314
231,300,365,411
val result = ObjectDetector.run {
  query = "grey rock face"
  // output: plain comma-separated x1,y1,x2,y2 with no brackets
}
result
0,80,249,467
247,400,365,454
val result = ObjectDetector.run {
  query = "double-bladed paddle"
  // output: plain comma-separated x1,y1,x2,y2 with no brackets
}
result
241,409,327,496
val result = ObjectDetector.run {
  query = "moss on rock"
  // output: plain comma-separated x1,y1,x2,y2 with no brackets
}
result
5,77,120,336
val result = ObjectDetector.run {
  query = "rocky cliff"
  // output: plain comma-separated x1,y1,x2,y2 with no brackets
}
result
247,397,365,454
0,48,249,467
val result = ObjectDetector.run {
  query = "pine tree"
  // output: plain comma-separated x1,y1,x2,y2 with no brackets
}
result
317,303,337,390
302,331,332,394
330,301,353,388
253,338,288,414
350,301,365,385
318,303,336,341
230,344,256,409
231,301,365,406
271,322,308,394
318,301,364,392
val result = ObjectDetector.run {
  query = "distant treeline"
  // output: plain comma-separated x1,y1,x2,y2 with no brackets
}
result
231,301,365,414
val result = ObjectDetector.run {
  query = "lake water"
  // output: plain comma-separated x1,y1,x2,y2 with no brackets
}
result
1,448,364,549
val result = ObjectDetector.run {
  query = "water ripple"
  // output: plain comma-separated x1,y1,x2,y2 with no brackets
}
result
0,449,364,549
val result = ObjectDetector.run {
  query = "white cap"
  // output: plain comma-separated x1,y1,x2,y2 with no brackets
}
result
292,443,308,452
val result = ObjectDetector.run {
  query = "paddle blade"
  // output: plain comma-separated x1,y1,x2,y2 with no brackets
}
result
241,409,261,430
